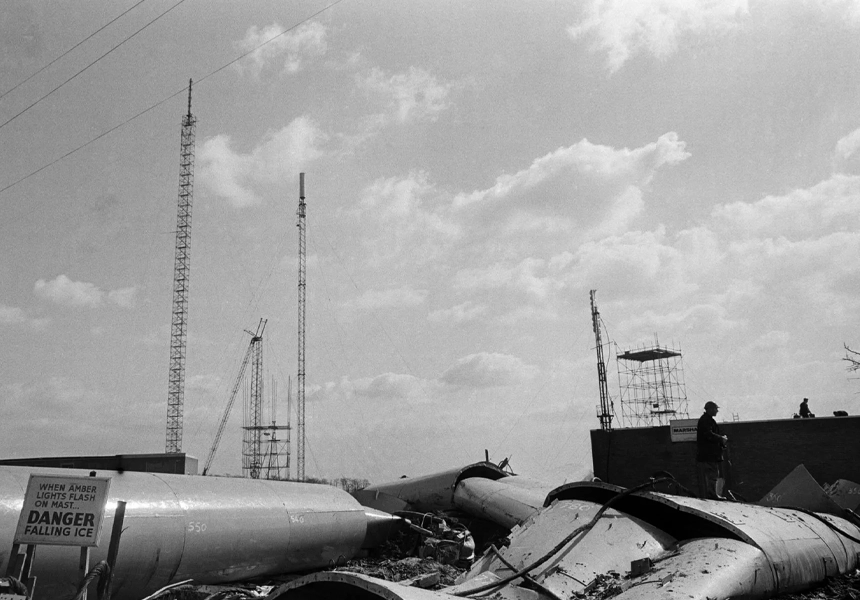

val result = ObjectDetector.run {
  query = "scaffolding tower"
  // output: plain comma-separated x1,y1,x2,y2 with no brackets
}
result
240,325,291,480
262,378,290,481
616,340,688,427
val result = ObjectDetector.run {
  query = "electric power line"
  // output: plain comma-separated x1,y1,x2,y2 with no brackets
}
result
0,0,188,133
0,0,347,202
0,0,150,102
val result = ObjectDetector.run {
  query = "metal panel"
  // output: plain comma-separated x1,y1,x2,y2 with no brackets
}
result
456,498,676,599
612,538,774,600
0,466,368,600
359,462,507,513
452,477,552,528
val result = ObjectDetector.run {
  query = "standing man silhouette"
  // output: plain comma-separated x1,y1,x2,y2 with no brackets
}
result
696,401,728,499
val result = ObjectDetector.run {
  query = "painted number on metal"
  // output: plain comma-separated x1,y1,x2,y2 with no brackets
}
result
290,513,305,524
187,521,207,533
14,474,111,547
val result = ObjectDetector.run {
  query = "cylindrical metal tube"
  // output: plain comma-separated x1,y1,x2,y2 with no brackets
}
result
0,466,368,600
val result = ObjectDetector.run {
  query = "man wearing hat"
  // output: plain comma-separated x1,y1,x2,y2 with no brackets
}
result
696,401,728,499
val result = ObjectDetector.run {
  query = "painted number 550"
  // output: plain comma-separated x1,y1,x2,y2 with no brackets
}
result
187,521,207,533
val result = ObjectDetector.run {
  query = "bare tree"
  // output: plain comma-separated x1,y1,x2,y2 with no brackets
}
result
844,344,860,373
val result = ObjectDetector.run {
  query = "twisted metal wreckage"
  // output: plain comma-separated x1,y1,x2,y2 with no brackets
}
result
1,462,859,600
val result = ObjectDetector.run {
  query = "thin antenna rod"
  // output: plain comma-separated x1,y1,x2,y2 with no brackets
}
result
296,173,307,480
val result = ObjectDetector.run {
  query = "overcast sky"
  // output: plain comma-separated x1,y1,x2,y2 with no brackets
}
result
1,0,859,484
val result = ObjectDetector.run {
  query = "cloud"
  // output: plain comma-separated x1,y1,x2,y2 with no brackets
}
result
349,286,428,311
0,303,27,325
440,352,539,389
453,258,564,300
235,21,327,77
451,132,690,233
427,301,487,324
34,275,136,308
834,127,860,173
199,116,326,207
569,0,748,72
711,174,860,239
359,66,453,124
355,172,459,266
0,303,48,328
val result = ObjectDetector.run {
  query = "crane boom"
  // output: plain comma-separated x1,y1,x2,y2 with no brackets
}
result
202,320,266,475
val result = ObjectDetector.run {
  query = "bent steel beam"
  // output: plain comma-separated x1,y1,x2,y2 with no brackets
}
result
0,466,372,600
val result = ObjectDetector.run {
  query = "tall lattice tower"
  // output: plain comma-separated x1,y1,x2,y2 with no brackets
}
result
616,339,689,428
242,329,265,478
590,290,614,431
296,173,307,480
166,79,196,454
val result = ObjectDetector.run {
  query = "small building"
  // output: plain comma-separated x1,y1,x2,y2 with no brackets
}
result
0,452,197,475
590,414,860,501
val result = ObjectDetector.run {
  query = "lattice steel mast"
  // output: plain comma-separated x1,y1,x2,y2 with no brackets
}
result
296,174,307,480
590,290,614,431
166,79,196,454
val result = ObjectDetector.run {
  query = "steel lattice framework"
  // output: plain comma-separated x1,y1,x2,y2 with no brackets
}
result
166,80,196,454
242,333,264,479
616,341,689,428
296,174,307,481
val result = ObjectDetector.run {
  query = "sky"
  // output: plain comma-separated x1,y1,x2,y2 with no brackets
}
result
1,0,859,486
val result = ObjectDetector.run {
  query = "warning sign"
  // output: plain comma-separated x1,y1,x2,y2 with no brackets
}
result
669,418,699,443
14,474,110,547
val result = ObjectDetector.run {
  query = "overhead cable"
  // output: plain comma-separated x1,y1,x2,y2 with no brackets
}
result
0,0,346,201
0,0,150,102
0,0,187,133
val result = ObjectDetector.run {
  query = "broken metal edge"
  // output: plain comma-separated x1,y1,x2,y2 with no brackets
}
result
357,461,509,514
266,570,459,599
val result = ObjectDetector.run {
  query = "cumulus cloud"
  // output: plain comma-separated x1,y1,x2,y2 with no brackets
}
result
440,352,539,388
235,21,327,77
711,174,860,239
356,172,459,266
34,275,136,308
199,116,326,207
452,132,690,226
359,66,452,124
570,0,748,72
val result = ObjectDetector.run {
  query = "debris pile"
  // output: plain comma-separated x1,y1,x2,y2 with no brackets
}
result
778,569,860,600
337,556,466,589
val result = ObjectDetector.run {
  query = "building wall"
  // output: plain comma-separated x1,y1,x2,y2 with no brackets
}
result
590,415,860,501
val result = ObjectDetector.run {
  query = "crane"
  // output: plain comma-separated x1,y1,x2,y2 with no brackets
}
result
591,290,614,431
202,320,266,476
166,79,197,453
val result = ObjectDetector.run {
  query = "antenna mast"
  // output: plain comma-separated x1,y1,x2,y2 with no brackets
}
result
166,79,197,453
590,290,614,431
296,173,307,480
